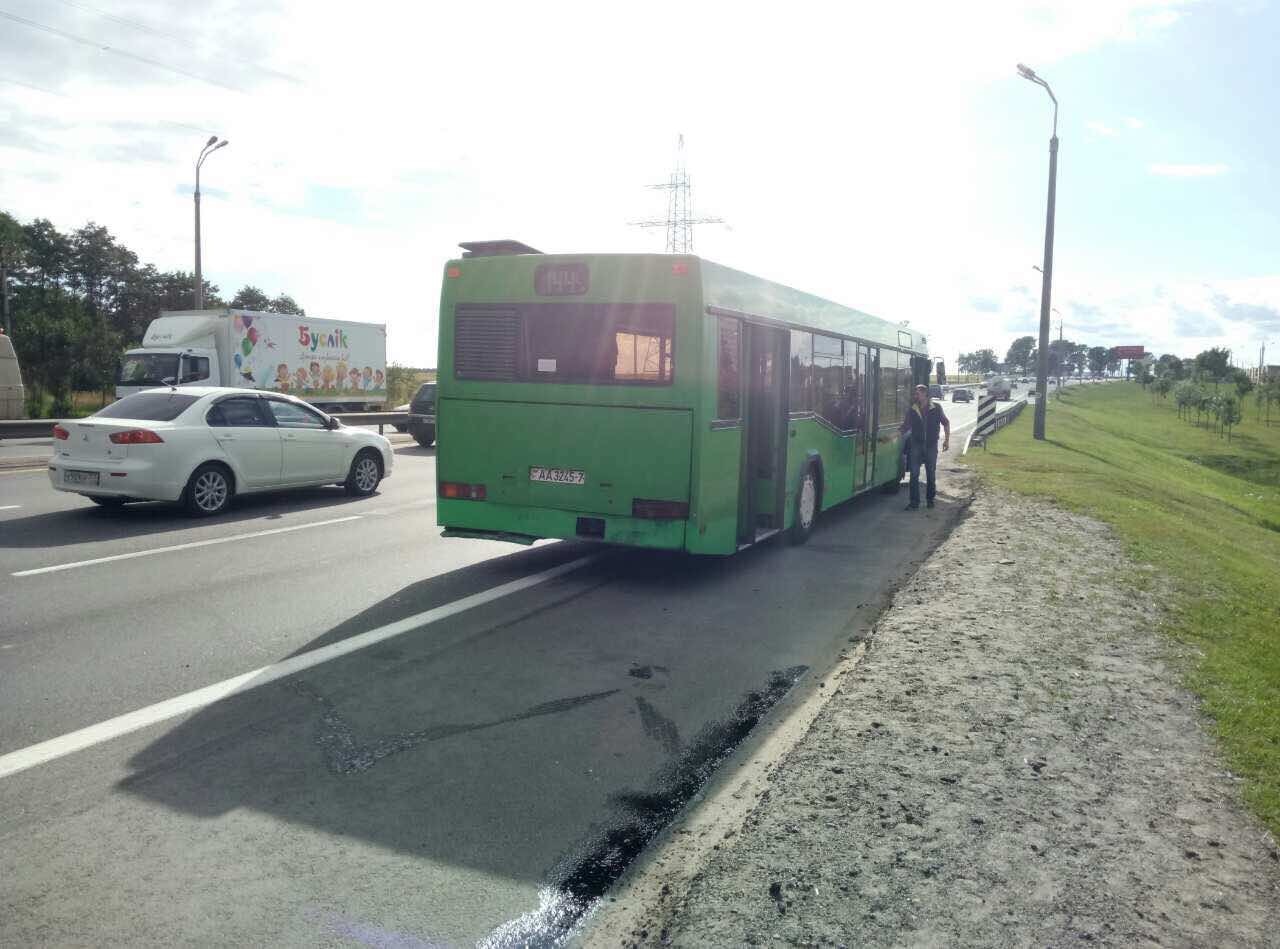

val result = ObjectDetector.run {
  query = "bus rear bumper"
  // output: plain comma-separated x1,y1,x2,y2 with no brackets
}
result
438,499,687,551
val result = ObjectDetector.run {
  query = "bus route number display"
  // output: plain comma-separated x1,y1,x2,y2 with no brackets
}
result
535,262,589,296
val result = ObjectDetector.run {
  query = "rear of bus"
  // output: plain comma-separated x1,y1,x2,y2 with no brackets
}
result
436,248,702,550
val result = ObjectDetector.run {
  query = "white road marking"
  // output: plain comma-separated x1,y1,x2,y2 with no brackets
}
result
0,554,597,779
0,504,20,510
11,515,363,577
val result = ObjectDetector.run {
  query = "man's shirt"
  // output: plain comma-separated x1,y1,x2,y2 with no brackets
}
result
900,401,949,450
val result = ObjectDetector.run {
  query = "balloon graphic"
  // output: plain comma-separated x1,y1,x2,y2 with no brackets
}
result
247,326,260,345
241,337,253,357
233,315,243,332
241,315,253,330
234,353,242,368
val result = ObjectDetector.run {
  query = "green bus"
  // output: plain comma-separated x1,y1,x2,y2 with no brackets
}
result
436,241,932,555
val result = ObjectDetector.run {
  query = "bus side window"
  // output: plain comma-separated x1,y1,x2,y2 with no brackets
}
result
717,316,741,419
789,331,813,412
879,350,900,429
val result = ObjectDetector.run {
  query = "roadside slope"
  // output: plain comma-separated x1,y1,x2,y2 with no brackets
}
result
608,468,1280,947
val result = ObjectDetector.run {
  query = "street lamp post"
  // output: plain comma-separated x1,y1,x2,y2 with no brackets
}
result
194,135,228,309
1018,63,1058,440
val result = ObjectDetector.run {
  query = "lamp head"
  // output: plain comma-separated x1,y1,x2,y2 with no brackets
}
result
1017,63,1037,80
205,134,218,146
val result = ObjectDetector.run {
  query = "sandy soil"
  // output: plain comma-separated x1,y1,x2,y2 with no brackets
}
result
621,466,1280,947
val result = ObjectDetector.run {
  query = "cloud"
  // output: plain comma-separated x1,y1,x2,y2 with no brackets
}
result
1149,163,1229,177
1124,116,1145,129
1212,293,1280,333
1087,121,1118,136
970,297,1001,312
1173,306,1224,337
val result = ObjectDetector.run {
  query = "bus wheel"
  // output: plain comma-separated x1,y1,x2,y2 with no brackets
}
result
791,465,820,544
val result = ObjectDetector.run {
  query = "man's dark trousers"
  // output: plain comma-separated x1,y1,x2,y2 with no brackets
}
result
908,442,938,507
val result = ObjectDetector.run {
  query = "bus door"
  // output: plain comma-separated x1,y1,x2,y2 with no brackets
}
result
858,347,878,489
739,324,787,543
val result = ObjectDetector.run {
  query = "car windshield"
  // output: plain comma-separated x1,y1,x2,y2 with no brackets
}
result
94,392,200,421
118,353,179,387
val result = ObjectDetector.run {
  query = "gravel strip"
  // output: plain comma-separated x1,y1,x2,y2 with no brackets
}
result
631,467,1280,947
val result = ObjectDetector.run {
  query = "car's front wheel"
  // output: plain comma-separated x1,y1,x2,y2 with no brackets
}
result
411,424,435,448
184,463,233,516
345,450,382,497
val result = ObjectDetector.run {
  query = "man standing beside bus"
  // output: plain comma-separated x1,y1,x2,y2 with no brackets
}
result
900,384,950,510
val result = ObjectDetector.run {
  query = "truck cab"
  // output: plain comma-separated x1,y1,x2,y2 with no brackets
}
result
117,348,219,397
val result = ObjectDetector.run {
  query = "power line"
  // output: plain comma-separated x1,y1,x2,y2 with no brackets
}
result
0,8,246,93
50,0,305,86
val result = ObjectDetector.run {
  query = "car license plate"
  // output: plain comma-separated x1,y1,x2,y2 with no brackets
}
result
530,466,586,485
65,469,100,486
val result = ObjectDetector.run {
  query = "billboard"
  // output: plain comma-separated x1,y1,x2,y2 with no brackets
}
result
1111,346,1146,359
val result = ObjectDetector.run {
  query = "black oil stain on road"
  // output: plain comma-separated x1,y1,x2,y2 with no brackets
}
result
634,695,681,756
483,665,810,948
289,681,621,776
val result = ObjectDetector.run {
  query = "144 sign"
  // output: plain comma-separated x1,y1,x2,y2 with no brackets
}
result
1112,345,1146,359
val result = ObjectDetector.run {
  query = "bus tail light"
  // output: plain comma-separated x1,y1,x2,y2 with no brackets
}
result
440,481,486,500
447,266,461,278
53,424,70,440
109,429,164,444
632,499,689,519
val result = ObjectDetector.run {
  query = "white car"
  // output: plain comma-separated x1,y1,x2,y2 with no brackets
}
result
49,387,393,515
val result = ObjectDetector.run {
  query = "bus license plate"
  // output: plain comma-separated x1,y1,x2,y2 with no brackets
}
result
530,466,585,485
65,469,100,486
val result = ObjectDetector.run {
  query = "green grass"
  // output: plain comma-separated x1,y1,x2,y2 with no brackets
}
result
966,384,1280,836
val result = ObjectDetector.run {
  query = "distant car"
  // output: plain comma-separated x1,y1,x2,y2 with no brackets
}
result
928,384,943,400
407,382,437,448
951,388,973,402
49,387,393,515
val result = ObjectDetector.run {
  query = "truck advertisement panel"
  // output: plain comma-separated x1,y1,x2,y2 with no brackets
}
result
230,313,386,401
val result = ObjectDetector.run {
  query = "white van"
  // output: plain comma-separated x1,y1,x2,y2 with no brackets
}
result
0,332,26,419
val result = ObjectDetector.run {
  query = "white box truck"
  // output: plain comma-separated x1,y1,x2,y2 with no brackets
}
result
116,309,387,411
0,331,26,419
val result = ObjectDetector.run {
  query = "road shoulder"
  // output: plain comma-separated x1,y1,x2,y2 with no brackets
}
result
585,469,1280,947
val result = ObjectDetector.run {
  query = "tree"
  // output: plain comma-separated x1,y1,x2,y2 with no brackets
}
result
1154,375,1173,402
1133,360,1153,387
1230,368,1253,399
1087,346,1109,376
1155,354,1184,381
958,349,997,374
68,222,139,331
19,218,71,294
229,285,304,315
1071,343,1089,378
10,284,94,413
1194,347,1231,381
1005,336,1035,373
229,285,272,311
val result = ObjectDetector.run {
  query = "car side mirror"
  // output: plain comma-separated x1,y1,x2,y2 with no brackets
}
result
327,417,341,430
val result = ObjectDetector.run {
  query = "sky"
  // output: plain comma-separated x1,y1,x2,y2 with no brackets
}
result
1,0,1278,370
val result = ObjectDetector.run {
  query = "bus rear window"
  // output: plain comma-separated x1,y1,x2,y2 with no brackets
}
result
455,303,675,385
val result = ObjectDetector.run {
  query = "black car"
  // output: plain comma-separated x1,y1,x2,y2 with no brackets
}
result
407,382,436,447
951,388,973,402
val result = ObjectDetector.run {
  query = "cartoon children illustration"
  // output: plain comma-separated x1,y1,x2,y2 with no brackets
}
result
294,368,309,391
309,361,322,390
348,368,361,390
362,366,373,391
321,365,335,391
275,364,290,391
335,361,348,392
373,369,385,392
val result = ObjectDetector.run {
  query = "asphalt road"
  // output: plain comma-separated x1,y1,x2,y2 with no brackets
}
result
1,408,982,947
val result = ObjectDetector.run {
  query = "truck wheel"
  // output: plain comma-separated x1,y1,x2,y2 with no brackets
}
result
790,464,820,544
412,425,436,448
184,463,233,516
345,450,382,497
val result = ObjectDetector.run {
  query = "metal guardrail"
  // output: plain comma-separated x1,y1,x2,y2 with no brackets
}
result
0,419,52,440
1,411,410,440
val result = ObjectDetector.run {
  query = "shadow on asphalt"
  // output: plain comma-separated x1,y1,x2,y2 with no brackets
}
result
114,481,965,941
0,485,381,549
